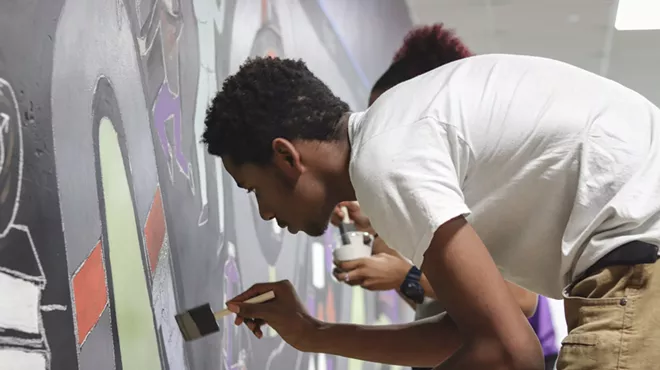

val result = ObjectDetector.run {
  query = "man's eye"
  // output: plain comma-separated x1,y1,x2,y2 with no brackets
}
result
246,189,254,194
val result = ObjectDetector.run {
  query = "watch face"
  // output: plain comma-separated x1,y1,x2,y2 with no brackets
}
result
403,281,425,303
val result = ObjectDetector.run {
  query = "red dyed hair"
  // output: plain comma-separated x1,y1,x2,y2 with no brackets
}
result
371,23,472,95
393,23,472,64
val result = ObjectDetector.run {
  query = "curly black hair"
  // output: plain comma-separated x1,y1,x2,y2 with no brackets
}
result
202,57,350,166
372,23,473,93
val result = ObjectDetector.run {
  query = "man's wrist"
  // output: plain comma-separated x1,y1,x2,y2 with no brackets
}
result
304,319,332,353
399,265,425,304
397,259,414,284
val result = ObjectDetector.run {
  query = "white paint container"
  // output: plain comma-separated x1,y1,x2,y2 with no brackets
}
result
333,231,373,262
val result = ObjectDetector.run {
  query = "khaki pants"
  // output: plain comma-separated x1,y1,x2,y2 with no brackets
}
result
558,262,660,369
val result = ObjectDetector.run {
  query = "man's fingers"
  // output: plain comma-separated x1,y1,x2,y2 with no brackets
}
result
361,279,377,291
232,301,274,320
333,267,365,285
330,209,342,227
244,318,266,339
227,282,277,304
335,259,365,271
253,318,266,338
341,201,360,212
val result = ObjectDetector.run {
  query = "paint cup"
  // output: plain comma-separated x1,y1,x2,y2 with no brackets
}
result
333,231,374,262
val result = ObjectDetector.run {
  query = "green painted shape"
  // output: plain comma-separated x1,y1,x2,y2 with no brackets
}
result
348,286,365,370
99,118,161,369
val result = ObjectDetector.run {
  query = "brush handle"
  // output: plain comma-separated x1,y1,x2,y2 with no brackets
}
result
338,205,355,245
213,290,276,320
341,206,350,224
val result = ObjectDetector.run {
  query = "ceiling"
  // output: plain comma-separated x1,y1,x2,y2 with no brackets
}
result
404,0,660,105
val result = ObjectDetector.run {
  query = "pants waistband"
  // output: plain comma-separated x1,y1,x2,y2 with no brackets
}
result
582,240,659,281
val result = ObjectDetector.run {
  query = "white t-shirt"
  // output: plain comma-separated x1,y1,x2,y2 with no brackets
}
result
348,54,660,299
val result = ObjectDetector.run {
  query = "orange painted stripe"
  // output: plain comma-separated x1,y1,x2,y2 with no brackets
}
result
317,302,324,322
144,187,166,275
326,288,336,323
72,241,108,345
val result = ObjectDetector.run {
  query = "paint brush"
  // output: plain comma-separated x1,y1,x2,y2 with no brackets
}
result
338,205,356,245
175,290,276,341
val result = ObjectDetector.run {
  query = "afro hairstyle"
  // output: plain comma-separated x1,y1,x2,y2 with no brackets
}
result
372,23,473,93
202,57,350,166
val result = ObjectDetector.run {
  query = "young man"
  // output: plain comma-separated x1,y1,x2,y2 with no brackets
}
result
203,50,660,369
329,24,558,370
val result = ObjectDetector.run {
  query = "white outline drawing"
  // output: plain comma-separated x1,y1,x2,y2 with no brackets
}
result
138,0,196,194
0,77,51,370
191,0,225,227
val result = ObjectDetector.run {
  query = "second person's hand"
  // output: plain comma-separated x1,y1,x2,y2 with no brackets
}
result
333,253,412,291
330,201,375,234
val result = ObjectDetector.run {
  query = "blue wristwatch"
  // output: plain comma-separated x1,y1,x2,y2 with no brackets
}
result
399,265,425,304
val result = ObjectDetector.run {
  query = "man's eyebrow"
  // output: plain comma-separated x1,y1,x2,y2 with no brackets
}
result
234,181,244,189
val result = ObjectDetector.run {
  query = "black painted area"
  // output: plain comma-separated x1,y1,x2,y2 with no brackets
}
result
0,1,78,369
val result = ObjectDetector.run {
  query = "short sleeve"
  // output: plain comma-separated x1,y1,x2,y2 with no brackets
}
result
349,117,472,266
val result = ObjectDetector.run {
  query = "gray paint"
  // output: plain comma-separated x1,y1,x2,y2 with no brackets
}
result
78,309,115,370
0,0,78,368
0,0,414,369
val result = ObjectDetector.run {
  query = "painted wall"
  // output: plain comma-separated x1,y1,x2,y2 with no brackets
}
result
0,0,413,369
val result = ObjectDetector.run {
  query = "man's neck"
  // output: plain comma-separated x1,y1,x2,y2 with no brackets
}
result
324,112,357,203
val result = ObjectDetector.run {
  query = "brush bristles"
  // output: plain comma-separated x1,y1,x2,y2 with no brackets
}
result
175,303,219,341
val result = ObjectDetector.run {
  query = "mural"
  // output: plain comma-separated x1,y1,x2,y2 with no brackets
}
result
0,0,412,369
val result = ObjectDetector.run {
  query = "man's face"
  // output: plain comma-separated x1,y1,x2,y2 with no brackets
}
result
222,141,334,237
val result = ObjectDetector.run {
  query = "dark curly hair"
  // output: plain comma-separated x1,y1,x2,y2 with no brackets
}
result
202,57,350,165
372,23,473,93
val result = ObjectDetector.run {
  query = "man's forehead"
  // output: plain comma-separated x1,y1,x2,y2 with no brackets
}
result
221,157,243,185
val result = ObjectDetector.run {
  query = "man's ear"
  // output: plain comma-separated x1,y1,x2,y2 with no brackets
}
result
271,138,303,176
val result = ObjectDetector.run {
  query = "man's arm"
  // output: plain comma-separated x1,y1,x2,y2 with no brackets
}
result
308,217,542,368
374,236,538,317
227,221,541,368
229,281,461,367
420,216,543,370
372,237,437,302
309,312,460,368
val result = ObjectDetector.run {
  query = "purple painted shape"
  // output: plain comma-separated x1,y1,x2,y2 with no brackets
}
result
306,294,316,318
223,256,240,368
528,296,558,357
326,355,334,370
377,290,400,324
224,256,240,283
153,82,189,175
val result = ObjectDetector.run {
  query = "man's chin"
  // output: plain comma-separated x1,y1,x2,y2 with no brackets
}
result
302,224,327,237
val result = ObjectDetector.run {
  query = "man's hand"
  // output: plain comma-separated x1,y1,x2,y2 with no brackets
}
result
330,201,375,234
226,280,319,352
333,253,412,291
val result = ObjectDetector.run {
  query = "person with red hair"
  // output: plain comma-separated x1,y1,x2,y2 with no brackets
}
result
331,24,559,370
368,23,473,105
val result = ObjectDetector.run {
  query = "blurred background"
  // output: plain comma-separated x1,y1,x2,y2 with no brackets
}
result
0,0,656,369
